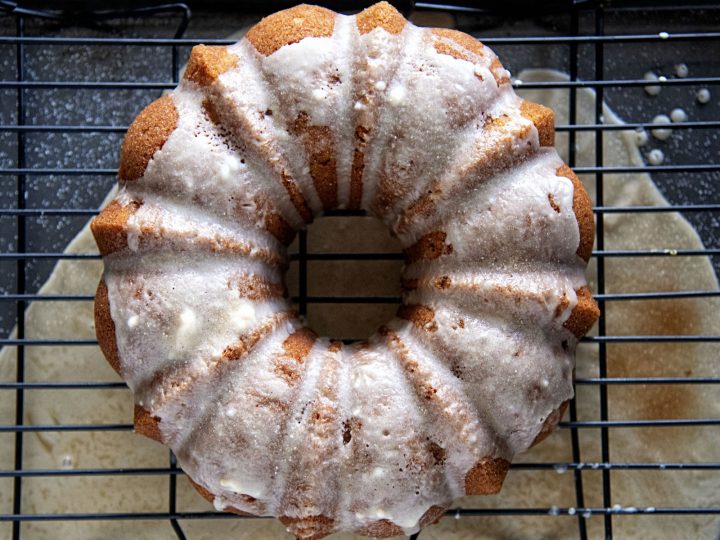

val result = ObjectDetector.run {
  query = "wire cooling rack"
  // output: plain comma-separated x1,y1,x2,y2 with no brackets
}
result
0,1,719,539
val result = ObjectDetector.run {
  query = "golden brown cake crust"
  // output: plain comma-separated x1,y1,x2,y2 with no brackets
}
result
280,515,335,540
489,57,510,85
189,477,255,516
431,28,511,86
419,505,448,526
229,275,286,301
356,1,406,35
353,504,447,538
349,150,366,210
564,286,600,338
403,231,453,263
464,456,511,495
556,163,595,262
246,4,335,57
184,45,238,87
357,518,404,538
94,279,121,374
90,199,138,256
283,327,318,360
291,112,338,210
221,311,295,363
134,404,163,443
432,28,486,59
396,305,437,332
91,198,285,266
264,212,296,245
530,399,569,447
118,95,178,182
520,100,555,147
282,172,314,224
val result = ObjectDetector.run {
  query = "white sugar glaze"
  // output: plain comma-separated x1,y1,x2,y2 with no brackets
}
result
99,5,594,539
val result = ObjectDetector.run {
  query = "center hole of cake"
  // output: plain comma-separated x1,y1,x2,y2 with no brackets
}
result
286,215,403,340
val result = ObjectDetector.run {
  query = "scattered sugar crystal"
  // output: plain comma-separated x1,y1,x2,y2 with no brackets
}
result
696,88,711,104
670,108,688,123
634,128,649,146
651,114,672,140
643,71,661,96
648,148,665,165
674,63,688,78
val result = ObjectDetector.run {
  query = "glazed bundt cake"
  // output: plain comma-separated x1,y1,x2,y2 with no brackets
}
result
91,3,600,538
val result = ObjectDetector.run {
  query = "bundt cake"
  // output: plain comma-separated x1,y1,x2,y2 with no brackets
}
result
91,3,600,538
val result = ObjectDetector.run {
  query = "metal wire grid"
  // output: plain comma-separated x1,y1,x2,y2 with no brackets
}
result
0,1,718,539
